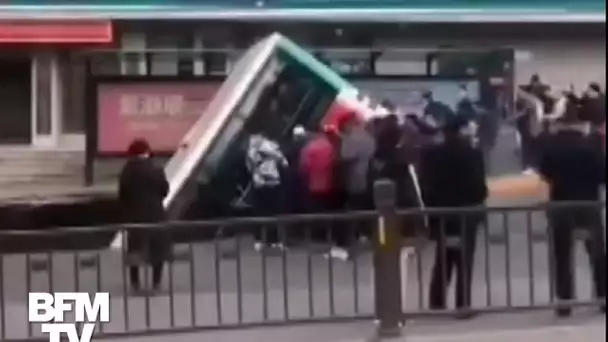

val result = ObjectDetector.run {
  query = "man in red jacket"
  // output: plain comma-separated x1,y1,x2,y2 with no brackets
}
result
299,127,338,213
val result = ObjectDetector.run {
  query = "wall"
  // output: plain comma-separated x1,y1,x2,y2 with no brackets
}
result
513,41,606,93
8,0,606,11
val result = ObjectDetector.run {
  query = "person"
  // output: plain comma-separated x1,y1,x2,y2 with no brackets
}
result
421,118,488,317
523,74,556,115
284,125,309,214
299,126,339,246
455,85,477,123
373,114,425,238
334,113,376,260
523,74,550,98
475,102,500,173
538,116,606,318
300,126,338,214
246,133,288,252
118,138,170,293
579,82,606,126
423,91,454,127
514,93,542,173
374,114,419,209
400,113,427,164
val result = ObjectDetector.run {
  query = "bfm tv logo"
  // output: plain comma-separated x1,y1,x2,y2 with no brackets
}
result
28,292,110,342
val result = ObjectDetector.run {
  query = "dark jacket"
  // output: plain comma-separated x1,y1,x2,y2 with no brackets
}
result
539,130,605,201
372,119,419,208
118,157,170,262
420,136,488,238
284,137,309,212
456,98,477,122
424,100,454,125
579,95,606,125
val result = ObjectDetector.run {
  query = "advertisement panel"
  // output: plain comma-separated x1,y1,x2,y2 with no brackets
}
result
96,81,220,154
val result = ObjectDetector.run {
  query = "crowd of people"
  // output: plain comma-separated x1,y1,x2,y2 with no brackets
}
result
117,76,605,318
514,75,606,172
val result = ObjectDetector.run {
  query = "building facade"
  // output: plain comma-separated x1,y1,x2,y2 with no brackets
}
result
0,0,605,152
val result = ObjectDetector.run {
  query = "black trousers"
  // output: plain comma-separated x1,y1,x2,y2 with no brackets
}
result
253,186,283,244
548,208,606,302
326,192,370,248
429,221,479,309
520,135,539,170
130,263,164,288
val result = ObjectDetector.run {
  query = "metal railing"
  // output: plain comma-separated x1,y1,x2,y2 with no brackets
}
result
0,181,605,341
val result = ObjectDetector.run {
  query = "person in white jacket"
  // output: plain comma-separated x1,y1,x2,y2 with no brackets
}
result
246,133,288,252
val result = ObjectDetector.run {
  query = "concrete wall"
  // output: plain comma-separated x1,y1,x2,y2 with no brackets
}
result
372,23,605,92
513,40,606,93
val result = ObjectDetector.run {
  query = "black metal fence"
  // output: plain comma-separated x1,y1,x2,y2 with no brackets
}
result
0,182,605,341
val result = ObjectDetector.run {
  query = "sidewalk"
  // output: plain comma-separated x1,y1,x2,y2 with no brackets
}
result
97,313,605,342
399,322,605,342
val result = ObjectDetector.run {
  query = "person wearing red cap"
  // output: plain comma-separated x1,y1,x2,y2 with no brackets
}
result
299,129,338,213
119,138,170,294
330,112,376,261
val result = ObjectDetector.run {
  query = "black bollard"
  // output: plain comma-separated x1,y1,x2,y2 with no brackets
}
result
373,179,403,338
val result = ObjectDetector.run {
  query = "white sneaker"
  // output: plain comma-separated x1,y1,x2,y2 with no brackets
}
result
523,168,536,175
254,242,265,252
328,247,349,261
271,243,288,251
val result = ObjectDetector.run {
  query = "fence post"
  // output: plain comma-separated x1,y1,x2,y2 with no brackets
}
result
373,179,403,339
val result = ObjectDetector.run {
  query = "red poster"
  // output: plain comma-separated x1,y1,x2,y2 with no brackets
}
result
0,21,113,43
97,82,220,154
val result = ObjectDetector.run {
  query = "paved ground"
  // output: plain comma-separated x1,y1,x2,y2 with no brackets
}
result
1,223,602,340
84,315,606,342
0,182,115,202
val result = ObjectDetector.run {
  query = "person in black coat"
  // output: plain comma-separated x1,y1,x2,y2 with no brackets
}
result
538,118,606,318
579,82,606,126
420,119,488,315
119,139,170,292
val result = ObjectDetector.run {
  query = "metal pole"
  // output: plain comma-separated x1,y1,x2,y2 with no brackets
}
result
373,179,403,339
83,58,94,187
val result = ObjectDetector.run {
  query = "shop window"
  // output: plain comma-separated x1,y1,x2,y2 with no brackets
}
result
320,50,372,75
432,51,484,76
88,53,121,76
60,54,86,133
375,51,432,76
202,48,233,76
121,32,147,76
35,53,52,135
148,32,196,76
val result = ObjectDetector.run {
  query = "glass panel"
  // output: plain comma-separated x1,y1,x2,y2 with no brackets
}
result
375,51,430,76
204,51,228,75
121,52,143,75
434,51,485,76
121,32,146,76
61,54,86,133
150,51,178,76
321,50,372,75
88,53,121,76
148,34,180,76
35,54,52,135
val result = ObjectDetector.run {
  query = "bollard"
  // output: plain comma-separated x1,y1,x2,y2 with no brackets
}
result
373,179,403,338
